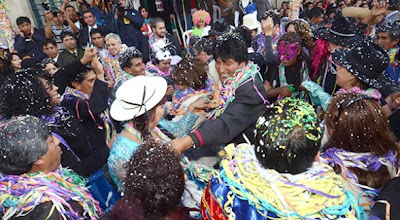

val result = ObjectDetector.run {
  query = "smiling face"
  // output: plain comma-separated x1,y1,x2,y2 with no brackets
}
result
125,58,146,76
215,57,246,82
157,59,171,73
11,54,22,70
106,38,122,56
73,70,97,96
83,11,96,26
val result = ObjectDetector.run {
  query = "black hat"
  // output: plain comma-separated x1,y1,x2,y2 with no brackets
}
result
332,41,391,89
209,19,232,36
326,3,338,16
320,11,365,47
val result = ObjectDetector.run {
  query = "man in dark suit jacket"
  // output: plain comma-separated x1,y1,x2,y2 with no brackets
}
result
78,11,109,48
58,31,84,67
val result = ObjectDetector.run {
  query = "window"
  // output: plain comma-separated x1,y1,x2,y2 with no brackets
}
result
29,0,63,28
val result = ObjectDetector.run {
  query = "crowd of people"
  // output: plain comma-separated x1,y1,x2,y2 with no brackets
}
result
1,0,400,219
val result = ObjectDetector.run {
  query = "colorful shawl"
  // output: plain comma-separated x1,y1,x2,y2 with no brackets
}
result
103,52,121,84
205,62,267,119
170,78,214,115
0,167,102,220
202,143,363,220
321,147,399,194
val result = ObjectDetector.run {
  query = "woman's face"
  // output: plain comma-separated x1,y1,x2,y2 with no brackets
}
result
335,64,356,89
157,59,171,73
286,24,296,33
148,103,165,129
45,63,59,75
198,20,206,28
141,8,148,19
11,55,22,70
39,78,61,106
106,38,122,56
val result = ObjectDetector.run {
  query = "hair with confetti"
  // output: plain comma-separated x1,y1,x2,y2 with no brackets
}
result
192,9,211,26
0,115,49,175
213,33,247,63
325,92,400,189
171,57,208,90
285,19,314,51
119,46,143,69
254,98,321,174
0,69,53,119
124,141,184,219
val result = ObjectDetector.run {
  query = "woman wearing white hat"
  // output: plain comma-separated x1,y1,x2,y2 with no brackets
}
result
108,75,210,192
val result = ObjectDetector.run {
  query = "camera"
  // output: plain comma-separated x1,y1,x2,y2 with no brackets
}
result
41,1,50,11
112,0,125,15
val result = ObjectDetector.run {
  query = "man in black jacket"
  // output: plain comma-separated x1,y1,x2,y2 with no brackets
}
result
78,10,109,48
171,33,269,152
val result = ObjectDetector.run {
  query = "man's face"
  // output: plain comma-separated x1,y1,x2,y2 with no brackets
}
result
83,12,96,26
54,13,65,26
215,57,245,82
73,70,97,96
124,58,146,76
91,33,105,48
376,32,399,51
62,35,77,51
42,43,59,59
312,14,324,25
152,22,166,38
106,38,122,56
65,7,77,21
18,22,32,36
38,135,62,172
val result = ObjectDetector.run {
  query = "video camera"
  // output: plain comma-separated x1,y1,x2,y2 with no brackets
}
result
111,0,125,15
41,1,61,16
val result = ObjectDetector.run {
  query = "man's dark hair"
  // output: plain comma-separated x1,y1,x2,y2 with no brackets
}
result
60,31,76,41
388,0,400,11
82,10,94,16
90,28,105,37
0,115,49,175
119,47,143,69
234,26,253,48
261,10,281,25
124,141,184,219
377,22,400,41
213,33,248,63
65,5,76,11
254,98,321,175
16,16,31,26
41,38,58,49
150,17,165,28
308,6,324,19
193,38,214,55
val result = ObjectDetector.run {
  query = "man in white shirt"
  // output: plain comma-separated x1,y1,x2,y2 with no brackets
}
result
78,11,109,48
90,28,107,61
